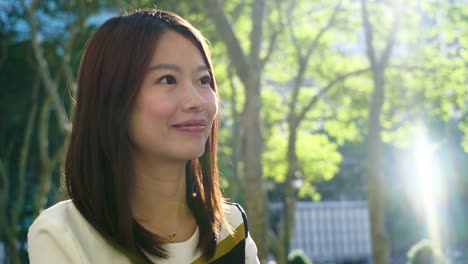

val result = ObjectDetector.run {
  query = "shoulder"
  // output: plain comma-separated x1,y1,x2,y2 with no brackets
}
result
28,199,131,263
29,199,77,235
29,199,93,237
222,202,248,234
28,200,83,263
196,202,259,264
222,203,259,263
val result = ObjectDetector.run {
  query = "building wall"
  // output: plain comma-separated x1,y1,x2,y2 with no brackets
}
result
290,201,372,262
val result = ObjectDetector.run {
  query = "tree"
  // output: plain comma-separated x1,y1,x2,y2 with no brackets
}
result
177,1,467,262
264,1,371,262
201,0,284,258
359,0,468,262
2,1,466,263
360,0,400,263
200,2,369,262
0,1,115,262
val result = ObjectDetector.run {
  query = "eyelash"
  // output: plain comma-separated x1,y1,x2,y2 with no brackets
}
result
157,75,211,86
199,75,211,85
159,75,177,85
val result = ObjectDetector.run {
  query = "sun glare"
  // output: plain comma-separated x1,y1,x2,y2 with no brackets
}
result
412,123,444,252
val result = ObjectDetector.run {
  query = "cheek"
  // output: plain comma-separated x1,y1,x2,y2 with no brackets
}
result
139,97,173,119
207,92,219,118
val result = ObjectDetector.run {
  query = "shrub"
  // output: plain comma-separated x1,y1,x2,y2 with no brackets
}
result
407,239,446,264
287,249,314,264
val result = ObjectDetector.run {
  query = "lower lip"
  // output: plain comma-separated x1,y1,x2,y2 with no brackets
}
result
173,125,205,133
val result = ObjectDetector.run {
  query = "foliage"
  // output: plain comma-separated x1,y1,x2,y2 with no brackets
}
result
0,1,120,263
287,249,314,264
1,0,467,263
406,239,446,264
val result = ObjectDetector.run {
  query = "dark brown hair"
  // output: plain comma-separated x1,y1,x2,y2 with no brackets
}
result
64,9,225,263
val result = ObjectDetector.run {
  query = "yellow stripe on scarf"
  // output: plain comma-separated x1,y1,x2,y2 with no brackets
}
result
192,224,245,264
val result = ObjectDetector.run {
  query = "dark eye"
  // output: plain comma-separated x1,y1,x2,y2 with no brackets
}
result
160,75,177,85
199,75,211,85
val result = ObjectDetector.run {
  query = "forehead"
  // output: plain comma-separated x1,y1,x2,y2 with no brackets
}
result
148,30,206,67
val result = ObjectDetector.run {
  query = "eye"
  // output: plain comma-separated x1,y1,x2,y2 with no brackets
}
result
159,75,177,85
198,75,211,86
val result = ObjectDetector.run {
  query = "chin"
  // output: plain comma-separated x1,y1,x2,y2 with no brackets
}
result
176,149,206,161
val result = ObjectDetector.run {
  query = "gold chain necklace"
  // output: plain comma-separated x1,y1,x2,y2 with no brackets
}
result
134,203,195,243
169,232,177,242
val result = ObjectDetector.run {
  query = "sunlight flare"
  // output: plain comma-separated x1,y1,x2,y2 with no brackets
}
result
413,123,443,252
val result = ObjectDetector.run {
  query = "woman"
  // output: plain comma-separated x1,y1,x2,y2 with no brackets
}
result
28,9,259,264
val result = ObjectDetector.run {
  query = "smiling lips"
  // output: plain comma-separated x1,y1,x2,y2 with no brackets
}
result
172,119,207,133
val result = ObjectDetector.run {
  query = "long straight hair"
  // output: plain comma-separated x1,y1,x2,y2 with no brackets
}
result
64,10,225,263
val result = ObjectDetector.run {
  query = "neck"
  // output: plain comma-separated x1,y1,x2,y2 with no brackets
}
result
130,154,198,243
131,157,189,218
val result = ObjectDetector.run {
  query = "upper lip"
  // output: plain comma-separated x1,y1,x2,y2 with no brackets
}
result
172,119,207,127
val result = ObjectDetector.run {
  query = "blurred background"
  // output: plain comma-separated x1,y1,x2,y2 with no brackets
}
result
0,0,467,263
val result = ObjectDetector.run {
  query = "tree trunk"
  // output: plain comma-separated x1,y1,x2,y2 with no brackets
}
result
367,71,390,264
244,0,267,258
226,64,242,201
203,0,267,259
5,229,19,264
282,123,299,264
243,77,267,259
361,0,399,262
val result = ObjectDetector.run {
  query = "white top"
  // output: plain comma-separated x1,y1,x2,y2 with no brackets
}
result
28,200,259,264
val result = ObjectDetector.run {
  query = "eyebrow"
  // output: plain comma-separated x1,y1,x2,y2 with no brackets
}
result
147,64,210,73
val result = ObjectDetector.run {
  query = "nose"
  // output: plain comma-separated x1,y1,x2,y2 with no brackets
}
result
180,81,206,112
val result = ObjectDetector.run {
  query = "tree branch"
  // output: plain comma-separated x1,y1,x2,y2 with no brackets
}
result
360,0,377,70
226,62,242,199
249,0,264,70
0,142,12,226
304,112,341,124
203,0,252,87
288,0,343,124
169,0,182,12
0,40,8,69
61,1,88,96
260,21,283,70
378,2,400,70
267,229,284,262
288,16,303,63
11,72,39,235
389,63,440,73
260,0,292,69
0,159,8,231
38,97,51,169
25,0,71,133
33,139,65,214
232,2,246,23
297,68,370,123
303,0,343,62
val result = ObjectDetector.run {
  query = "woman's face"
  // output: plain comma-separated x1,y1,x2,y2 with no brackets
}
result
128,30,218,163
